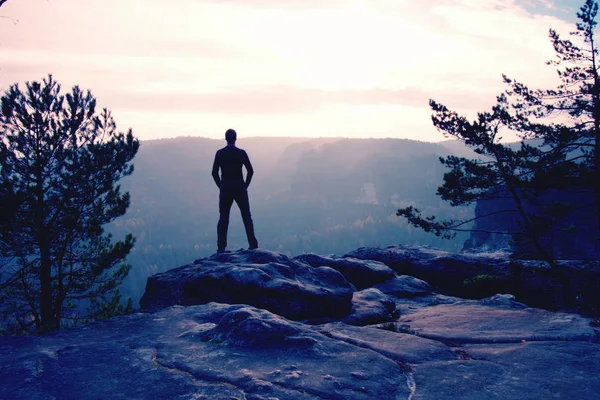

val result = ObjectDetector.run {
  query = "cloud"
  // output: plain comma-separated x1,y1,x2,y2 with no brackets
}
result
200,0,348,8
0,0,579,140
96,85,492,117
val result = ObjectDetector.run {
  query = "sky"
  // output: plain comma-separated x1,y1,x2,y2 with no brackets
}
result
0,0,585,142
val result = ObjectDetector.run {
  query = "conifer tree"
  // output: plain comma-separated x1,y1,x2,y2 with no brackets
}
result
0,75,139,334
399,1,600,272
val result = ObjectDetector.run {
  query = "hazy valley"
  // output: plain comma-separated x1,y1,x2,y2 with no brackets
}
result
111,136,474,304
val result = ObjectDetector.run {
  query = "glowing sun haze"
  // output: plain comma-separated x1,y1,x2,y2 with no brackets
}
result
0,0,578,141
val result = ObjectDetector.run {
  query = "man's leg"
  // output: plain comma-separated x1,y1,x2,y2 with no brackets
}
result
217,189,234,252
234,188,258,249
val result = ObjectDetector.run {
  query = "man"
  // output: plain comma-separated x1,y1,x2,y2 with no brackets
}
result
212,129,259,253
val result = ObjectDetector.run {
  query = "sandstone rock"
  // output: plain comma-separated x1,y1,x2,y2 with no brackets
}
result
346,245,454,266
412,341,600,400
396,297,596,343
2,248,598,400
316,322,457,364
345,246,507,287
346,245,600,313
199,307,316,348
475,294,528,310
463,188,600,260
345,246,510,300
373,275,431,298
0,304,410,400
342,288,395,326
294,253,395,289
140,249,354,320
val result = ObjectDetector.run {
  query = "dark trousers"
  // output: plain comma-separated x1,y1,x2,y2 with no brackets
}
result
217,184,258,251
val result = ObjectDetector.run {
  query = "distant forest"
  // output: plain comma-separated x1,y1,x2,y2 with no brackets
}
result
110,136,475,304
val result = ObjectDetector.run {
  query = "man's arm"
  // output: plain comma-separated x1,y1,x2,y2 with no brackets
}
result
243,151,254,188
211,152,221,189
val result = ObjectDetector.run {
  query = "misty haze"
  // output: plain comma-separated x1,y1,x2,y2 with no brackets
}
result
113,136,473,303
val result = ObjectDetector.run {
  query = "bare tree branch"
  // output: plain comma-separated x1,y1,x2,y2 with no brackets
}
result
0,0,18,25
0,16,18,25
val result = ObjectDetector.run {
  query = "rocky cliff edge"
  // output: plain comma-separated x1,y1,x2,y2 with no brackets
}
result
1,247,599,400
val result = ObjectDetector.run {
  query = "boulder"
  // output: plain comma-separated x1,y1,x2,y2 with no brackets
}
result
345,246,508,294
373,275,431,298
294,253,395,289
199,307,316,348
342,288,395,326
346,245,600,313
140,249,354,320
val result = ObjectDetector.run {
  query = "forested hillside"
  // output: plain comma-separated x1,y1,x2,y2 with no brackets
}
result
111,137,474,303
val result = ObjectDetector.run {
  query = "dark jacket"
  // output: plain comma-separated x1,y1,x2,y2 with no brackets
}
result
212,144,254,189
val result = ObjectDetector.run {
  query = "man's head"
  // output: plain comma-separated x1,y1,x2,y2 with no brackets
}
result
225,129,237,144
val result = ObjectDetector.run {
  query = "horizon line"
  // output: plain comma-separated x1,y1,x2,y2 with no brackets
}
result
139,135,456,144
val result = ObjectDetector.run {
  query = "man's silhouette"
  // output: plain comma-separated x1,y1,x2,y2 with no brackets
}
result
212,129,259,253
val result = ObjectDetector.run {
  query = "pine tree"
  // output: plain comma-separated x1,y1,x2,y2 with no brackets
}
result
512,0,600,236
398,1,600,293
0,75,139,334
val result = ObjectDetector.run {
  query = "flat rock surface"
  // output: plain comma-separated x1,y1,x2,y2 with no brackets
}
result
345,245,507,265
0,304,409,400
412,341,600,399
2,248,600,399
397,300,596,343
315,322,457,364
1,299,599,400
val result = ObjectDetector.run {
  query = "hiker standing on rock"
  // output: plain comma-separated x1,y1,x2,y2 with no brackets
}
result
211,129,259,253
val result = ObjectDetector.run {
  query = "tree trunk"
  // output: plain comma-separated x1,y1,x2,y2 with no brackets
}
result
39,241,56,333
36,149,56,333
492,140,572,307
